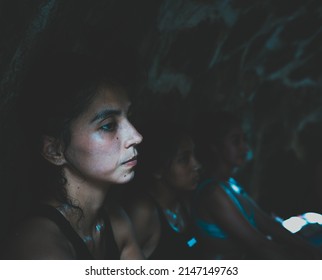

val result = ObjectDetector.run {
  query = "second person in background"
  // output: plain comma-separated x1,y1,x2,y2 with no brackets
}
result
122,120,204,259
193,110,321,259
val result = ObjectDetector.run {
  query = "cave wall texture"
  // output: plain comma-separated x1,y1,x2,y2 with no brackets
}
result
1,0,322,238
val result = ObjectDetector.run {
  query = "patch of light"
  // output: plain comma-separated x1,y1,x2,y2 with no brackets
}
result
302,212,322,224
187,237,197,247
281,212,322,233
246,149,253,161
282,216,308,233
228,178,242,194
230,183,241,194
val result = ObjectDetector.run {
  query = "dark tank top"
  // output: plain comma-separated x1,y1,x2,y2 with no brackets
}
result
31,204,120,259
148,201,203,260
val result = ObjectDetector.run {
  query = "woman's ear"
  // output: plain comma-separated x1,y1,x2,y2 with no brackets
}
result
41,135,66,166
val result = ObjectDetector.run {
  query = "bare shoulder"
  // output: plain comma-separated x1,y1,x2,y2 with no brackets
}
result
123,192,160,243
198,180,225,205
107,202,150,238
105,203,144,259
110,193,160,259
196,180,243,223
125,192,158,222
5,217,75,260
107,203,132,228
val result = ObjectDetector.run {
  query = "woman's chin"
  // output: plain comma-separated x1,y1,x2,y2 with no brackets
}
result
113,170,135,184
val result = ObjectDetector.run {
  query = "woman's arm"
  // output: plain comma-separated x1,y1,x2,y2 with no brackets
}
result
251,203,322,259
199,185,290,259
122,195,161,259
108,204,145,260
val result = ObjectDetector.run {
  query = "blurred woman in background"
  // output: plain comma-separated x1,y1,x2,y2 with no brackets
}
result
123,120,203,259
193,110,321,259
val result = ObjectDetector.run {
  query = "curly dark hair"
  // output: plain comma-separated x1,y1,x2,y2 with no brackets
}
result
14,50,138,207
132,119,192,187
193,110,241,175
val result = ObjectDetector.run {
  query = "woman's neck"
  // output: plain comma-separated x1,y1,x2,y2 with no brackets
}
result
45,177,108,243
150,180,188,232
58,200,106,258
61,168,111,234
207,163,233,182
44,168,112,258
68,190,108,235
149,180,179,210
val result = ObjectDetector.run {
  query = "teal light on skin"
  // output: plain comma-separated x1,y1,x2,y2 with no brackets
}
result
95,223,104,231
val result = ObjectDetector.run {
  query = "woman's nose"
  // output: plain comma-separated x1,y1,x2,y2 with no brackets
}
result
124,121,143,149
192,156,201,171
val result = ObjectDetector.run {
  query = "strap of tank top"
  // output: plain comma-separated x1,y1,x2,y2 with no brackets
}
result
30,204,94,259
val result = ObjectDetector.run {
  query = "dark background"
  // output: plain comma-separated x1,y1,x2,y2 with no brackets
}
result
1,0,322,242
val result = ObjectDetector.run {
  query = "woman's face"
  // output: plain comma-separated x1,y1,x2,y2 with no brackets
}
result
62,86,143,186
164,136,201,191
216,126,249,169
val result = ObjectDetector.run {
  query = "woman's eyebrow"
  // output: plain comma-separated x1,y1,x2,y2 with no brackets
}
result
90,108,121,123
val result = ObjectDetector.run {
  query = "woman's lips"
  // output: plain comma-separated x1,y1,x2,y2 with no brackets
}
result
122,156,138,167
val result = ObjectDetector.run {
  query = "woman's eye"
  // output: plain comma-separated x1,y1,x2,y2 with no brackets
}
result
100,122,116,132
